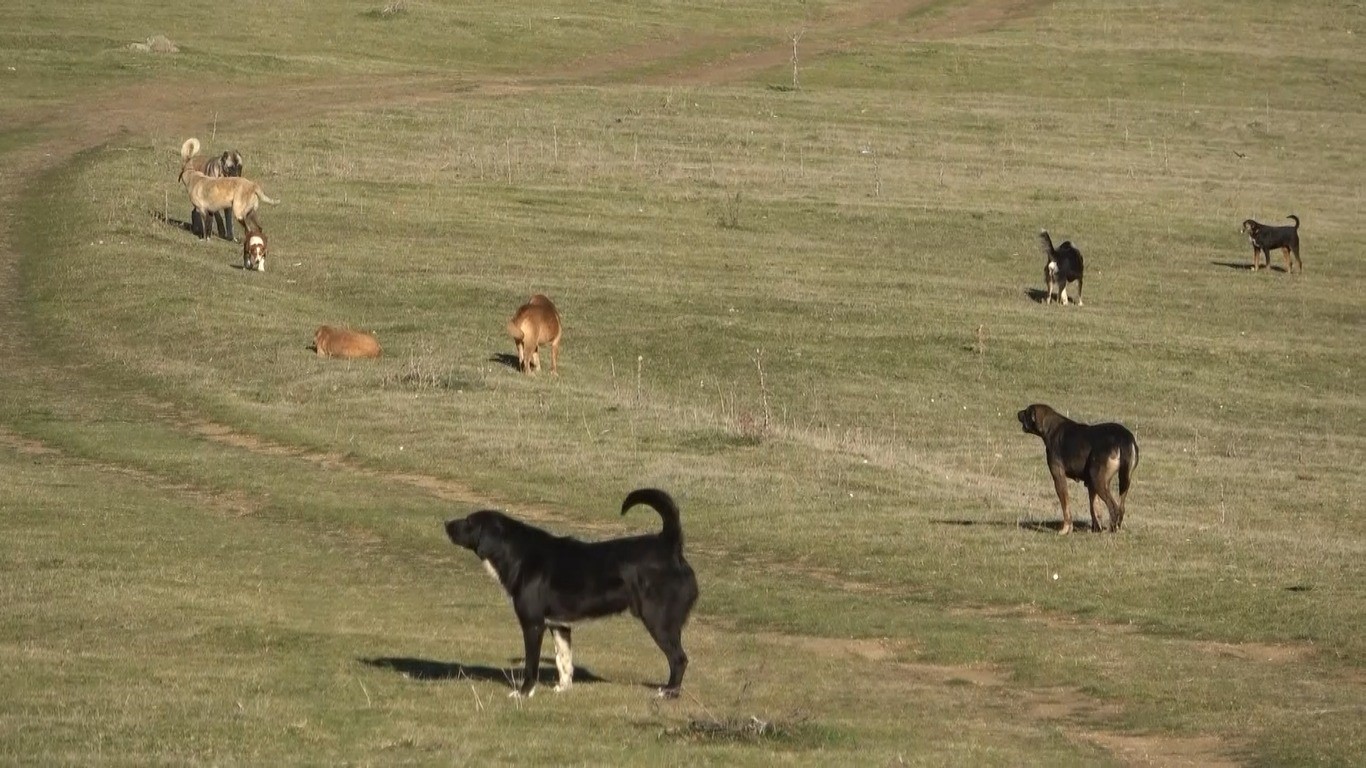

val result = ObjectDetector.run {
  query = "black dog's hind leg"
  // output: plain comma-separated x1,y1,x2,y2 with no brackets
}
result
641,607,689,698
223,206,235,241
514,619,545,698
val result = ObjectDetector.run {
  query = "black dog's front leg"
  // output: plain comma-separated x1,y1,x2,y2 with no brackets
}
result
515,619,545,698
222,206,235,241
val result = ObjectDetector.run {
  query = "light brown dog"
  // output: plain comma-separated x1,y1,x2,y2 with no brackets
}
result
242,229,267,272
314,325,382,359
178,167,279,241
507,294,561,374
180,138,245,240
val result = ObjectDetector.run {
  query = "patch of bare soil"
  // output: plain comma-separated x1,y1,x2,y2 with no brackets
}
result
1079,732,1239,768
912,0,1051,40
0,427,260,517
769,633,909,663
186,417,628,531
954,604,1318,666
0,427,60,456
1192,640,1313,664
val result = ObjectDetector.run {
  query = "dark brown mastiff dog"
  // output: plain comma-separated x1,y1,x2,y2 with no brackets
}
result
1017,404,1139,535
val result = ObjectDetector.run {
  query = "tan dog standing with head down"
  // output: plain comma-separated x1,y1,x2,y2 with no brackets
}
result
507,294,561,374
314,325,382,359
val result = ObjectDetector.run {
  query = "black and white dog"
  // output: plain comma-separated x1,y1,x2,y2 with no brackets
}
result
444,488,698,699
1038,230,1084,306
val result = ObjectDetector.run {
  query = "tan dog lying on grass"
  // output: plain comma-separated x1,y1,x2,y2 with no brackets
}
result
507,294,561,374
314,325,382,359
178,167,278,241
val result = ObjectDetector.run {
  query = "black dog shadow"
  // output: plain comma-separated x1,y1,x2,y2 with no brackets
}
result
489,352,521,371
1210,260,1285,273
1024,288,1050,304
931,518,1089,534
360,656,606,688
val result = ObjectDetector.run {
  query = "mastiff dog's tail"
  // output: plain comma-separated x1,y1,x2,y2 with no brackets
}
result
621,488,683,553
1118,437,1139,498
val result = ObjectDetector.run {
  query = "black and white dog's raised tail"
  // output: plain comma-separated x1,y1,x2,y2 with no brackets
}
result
445,488,698,700
1039,229,1085,306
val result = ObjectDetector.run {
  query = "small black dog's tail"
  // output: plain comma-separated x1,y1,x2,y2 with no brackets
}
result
1118,437,1139,497
1038,230,1057,261
621,488,683,552
1287,214,1300,229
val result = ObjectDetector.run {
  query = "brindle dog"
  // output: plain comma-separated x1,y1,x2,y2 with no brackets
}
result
1017,404,1139,534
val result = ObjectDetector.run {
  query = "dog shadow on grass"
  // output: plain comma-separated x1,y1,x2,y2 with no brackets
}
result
1210,260,1285,273
1024,288,1050,304
359,656,606,687
488,352,521,371
931,518,1079,534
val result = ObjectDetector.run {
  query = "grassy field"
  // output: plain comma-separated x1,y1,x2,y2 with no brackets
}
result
1,1,1363,765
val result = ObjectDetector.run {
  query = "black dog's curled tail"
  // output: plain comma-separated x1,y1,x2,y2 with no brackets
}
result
1287,214,1300,229
1038,229,1056,260
621,488,683,552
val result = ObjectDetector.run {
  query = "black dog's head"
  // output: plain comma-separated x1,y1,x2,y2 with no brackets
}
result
1018,404,1045,436
1241,219,1263,238
445,509,511,558
219,151,244,178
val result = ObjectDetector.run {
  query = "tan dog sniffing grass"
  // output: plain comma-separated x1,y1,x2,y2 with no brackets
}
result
313,325,382,359
178,167,279,242
507,294,561,374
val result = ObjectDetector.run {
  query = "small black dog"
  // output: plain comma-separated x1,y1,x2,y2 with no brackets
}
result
445,488,698,699
1038,230,1084,306
1017,404,1138,535
1241,214,1301,273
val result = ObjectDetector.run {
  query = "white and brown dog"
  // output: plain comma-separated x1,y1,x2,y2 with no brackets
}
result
242,229,267,272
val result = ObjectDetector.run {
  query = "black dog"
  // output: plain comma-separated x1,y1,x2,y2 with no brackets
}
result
1017,404,1138,535
1038,230,1084,305
444,488,698,699
1241,214,1301,273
